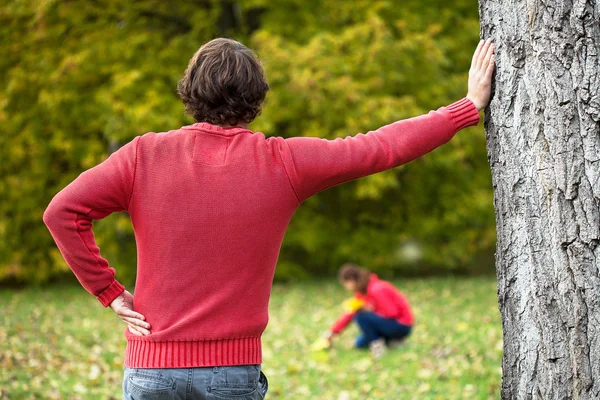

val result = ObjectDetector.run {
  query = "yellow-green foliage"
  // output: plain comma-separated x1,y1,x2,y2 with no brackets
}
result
0,0,495,284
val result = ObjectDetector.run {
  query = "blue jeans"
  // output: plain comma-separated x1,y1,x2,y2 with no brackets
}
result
123,365,268,400
354,312,412,348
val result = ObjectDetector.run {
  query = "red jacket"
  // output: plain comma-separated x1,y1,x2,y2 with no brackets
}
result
43,98,478,368
331,274,414,334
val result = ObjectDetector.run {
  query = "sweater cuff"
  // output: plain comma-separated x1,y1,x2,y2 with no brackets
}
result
446,98,480,131
96,280,126,307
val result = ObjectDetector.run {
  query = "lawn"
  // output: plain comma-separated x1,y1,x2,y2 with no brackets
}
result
0,276,502,399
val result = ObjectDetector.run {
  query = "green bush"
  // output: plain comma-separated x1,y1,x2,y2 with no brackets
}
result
0,0,495,285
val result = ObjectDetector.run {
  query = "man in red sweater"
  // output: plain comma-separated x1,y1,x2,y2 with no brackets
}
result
43,38,495,398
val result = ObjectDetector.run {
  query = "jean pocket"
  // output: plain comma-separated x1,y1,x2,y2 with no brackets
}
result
258,371,268,399
127,371,176,398
210,385,258,399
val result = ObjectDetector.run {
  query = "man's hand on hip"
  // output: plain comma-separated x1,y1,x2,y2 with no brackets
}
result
109,290,151,336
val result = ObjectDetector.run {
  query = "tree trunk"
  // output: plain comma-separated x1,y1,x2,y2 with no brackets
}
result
479,0,600,398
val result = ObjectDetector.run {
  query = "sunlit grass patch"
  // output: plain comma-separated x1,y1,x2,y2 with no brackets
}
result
264,277,501,399
1,276,501,399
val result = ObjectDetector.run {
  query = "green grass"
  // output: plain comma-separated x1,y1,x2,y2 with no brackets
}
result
0,277,502,399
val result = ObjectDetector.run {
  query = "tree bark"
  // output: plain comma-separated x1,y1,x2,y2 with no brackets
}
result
479,0,600,398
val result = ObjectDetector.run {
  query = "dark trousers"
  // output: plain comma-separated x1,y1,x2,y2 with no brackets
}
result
354,311,412,348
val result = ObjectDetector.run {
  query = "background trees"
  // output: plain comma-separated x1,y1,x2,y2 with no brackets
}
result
1,0,495,284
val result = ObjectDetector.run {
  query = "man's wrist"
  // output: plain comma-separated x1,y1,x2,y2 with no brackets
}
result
96,280,126,307
466,94,483,112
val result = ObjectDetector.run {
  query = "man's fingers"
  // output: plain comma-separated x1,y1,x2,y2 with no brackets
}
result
475,40,488,70
128,324,150,336
472,39,484,67
476,40,492,71
128,325,143,336
122,316,151,329
483,42,495,65
117,307,145,321
485,55,496,78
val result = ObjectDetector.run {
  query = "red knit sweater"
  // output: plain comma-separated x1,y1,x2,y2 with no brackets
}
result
43,98,479,368
331,274,414,334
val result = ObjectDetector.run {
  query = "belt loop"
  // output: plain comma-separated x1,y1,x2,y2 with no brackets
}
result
186,368,193,397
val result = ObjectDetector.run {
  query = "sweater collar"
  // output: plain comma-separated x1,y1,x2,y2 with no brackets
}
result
366,274,380,291
182,122,252,136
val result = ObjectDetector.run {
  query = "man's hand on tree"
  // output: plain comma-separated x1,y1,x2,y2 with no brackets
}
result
467,39,496,111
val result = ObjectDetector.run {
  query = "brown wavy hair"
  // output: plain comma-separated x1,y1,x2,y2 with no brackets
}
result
338,263,371,294
177,38,269,126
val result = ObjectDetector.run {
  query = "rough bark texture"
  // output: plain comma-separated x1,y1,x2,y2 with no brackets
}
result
479,0,600,398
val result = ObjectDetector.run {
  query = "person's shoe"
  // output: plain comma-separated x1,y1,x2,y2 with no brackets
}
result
386,338,407,349
369,338,386,359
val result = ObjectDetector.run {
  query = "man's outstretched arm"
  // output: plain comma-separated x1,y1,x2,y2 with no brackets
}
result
278,40,495,203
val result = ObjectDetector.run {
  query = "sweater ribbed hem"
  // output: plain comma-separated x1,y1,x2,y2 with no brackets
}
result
96,280,125,307
124,337,262,368
446,98,480,131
